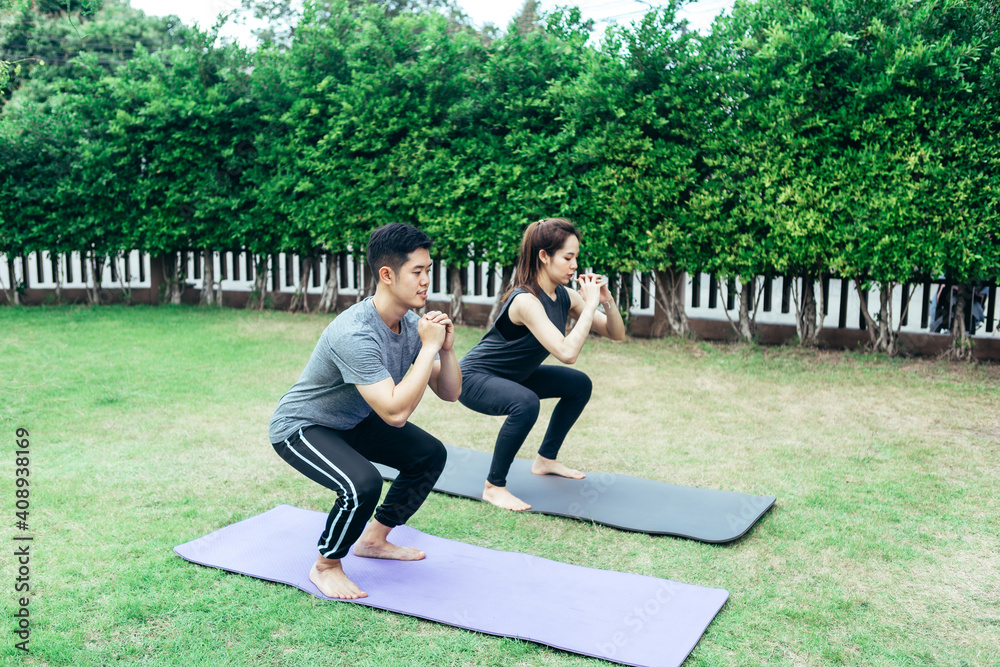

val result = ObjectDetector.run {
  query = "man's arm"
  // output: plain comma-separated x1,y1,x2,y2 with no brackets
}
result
428,349,461,401
424,310,461,401
356,316,447,427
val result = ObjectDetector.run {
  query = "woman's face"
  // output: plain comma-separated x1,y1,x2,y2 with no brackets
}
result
540,234,579,285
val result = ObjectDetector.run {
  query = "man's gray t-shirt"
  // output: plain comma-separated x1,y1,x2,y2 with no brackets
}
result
269,297,423,443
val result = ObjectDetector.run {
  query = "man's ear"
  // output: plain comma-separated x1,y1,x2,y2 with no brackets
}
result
378,265,394,285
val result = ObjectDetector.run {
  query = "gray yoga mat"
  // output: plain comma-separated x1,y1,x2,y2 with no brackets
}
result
174,505,729,667
374,444,775,543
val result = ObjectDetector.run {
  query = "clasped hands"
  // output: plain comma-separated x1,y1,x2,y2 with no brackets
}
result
575,273,612,308
418,310,454,351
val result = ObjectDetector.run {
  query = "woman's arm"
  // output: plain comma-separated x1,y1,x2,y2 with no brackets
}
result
509,275,603,365
570,274,626,341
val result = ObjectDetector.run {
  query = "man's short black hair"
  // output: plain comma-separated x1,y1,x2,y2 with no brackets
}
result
367,223,433,279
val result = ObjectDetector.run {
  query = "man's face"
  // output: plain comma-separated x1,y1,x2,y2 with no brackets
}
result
387,247,432,309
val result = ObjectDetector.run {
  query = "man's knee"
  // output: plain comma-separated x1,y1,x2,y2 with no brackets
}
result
352,468,384,508
398,438,446,504
401,435,447,476
423,438,447,475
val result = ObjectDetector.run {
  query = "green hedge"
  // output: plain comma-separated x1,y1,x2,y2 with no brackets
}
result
1,0,998,347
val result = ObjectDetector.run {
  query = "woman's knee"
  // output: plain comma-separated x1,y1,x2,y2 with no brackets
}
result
497,395,540,442
510,392,541,424
573,372,593,402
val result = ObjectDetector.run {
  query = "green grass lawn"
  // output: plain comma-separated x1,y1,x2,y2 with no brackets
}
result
2,305,998,666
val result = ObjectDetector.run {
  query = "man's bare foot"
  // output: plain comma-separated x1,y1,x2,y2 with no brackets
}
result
352,521,425,561
532,455,585,479
483,481,531,511
310,556,367,599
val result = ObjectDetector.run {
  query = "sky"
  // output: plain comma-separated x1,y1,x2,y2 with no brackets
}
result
129,0,736,47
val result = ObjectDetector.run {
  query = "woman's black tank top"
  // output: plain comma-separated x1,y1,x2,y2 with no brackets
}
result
459,285,571,383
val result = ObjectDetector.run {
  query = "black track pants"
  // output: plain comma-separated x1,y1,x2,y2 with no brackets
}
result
272,415,446,559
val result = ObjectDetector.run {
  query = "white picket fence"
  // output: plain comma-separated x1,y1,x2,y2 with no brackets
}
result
2,250,154,291
685,273,999,337
3,250,997,338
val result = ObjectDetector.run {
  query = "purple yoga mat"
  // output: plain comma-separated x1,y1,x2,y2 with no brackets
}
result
174,505,728,667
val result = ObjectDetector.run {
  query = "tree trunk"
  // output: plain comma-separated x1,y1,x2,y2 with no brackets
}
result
616,272,632,325
487,265,514,327
87,250,107,306
317,252,340,314
878,288,896,356
856,281,898,355
895,281,917,342
173,252,185,305
215,253,224,306
160,250,185,305
737,280,755,341
3,254,21,305
794,275,822,346
200,251,218,306
248,254,269,310
947,287,973,361
354,254,365,303
816,276,825,343
54,253,64,304
717,277,740,339
115,252,131,305
87,251,97,305
449,267,464,325
855,281,879,349
651,267,689,337
289,256,313,313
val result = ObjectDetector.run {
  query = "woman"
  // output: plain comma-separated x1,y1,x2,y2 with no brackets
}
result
459,218,627,511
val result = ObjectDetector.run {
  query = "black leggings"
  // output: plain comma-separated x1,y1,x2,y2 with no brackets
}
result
459,365,593,487
272,414,446,560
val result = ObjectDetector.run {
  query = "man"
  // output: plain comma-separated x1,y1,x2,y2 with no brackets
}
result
269,223,461,599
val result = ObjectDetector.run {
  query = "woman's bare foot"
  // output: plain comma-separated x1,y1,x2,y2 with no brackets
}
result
532,455,585,479
483,481,531,511
309,556,367,599
352,521,425,561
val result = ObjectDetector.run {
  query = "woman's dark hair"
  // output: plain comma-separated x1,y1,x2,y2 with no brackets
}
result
502,218,581,302
367,223,433,279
